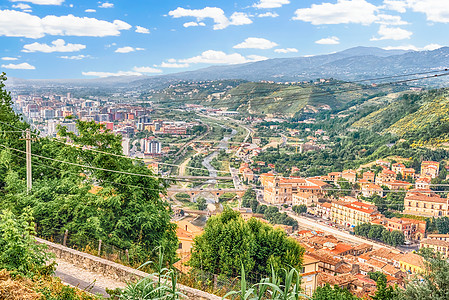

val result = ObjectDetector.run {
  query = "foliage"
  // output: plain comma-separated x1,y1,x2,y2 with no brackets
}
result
0,209,52,276
371,276,397,300
401,250,449,300
241,188,259,212
435,216,449,234
368,271,386,283
224,265,310,300
264,206,298,228
354,223,404,246
219,192,237,202
189,208,304,279
312,284,359,300
292,205,307,214
196,197,207,210
119,248,185,300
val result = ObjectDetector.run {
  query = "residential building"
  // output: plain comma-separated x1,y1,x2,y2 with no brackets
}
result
292,192,319,207
331,201,379,227
415,177,431,190
392,163,405,175
421,161,440,178
386,218,426,241
403,191,449,217
362,171,375,182
361,183,383,197
398,252,425,274
328,172,342,183
316,202,332,220
300,255,320,297
342,169,357,183
420,238,449,258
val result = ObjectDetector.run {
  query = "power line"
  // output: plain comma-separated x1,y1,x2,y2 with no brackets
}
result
0,142,215,184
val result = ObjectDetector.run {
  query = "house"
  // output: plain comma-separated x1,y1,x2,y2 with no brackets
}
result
398,252,425,274
375,168,396,185
376,160,391,167
328,172,342,183
292,192,319,207
316,202,332,220
392,163,406,175
421,161,440,178
385,218,426,241
362,171,375,182
420,238,449,258
415,177,431,190
342,169,357,183
361,183,383,197
300,255,320,297
384,180,413,190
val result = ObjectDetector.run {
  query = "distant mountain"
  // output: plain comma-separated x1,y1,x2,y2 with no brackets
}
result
6,46,449,92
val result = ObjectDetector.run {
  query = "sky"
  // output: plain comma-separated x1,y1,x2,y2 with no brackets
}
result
0,0,448,79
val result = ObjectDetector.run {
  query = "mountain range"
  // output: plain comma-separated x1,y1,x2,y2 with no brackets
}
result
6,46,449,92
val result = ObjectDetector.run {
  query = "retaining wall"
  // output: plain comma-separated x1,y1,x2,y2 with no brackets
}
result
35,237,221,300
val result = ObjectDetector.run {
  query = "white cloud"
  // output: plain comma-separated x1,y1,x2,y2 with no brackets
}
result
168,7,252,30
233,37,278,49
371,25,412,40
115,46,144,53
1,62,35,69
383,43,443,51
315,36,340,45
258,12,279,18
135,26,150,34
132,66,162,73
10,0,64,5
160,61,190,68
254,0,290,9
22,39,86,53
99,2,113,8
183,21,206,28
12,3,32,10
59,54,91,59
178,50,266,65
82,71,142,77
229,12,252,26
0,10,131,38
384,0,449,23
293,0,378,25
376,14,408,25
85,9,96,13
383,0,407,13
274,48,298,53
1,57,18,60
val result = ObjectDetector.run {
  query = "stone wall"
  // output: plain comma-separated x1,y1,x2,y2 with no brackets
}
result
35,237,222,300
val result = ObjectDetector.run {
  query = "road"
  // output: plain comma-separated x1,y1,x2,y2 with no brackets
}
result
286,212,411,252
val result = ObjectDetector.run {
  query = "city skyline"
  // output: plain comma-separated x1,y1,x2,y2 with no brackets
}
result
1,0,448,79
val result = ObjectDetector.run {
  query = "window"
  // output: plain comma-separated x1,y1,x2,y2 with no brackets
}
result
178,243,183,249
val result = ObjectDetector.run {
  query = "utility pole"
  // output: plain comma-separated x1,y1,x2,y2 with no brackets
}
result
25,128,32,192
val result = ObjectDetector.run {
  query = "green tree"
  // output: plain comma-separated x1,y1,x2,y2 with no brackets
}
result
293,205,308,214
189,208,304,278
312,284,359,300
435,216,449,234
196,196,207,210
401,251,449,300
0,209,51,275
371,276,397,300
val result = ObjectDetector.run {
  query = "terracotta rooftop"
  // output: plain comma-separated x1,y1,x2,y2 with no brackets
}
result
420,238,449,247
398,252,425,268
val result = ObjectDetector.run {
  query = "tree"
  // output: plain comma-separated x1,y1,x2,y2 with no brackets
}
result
293,205,307,214
312,284,359,300
371,276,397,300
368,271,386,283
401,251,449,300
435,216,449,234
388,230,405,247
0,209,51,275
196,196,207,210
241,188,259,212
189,208,304,278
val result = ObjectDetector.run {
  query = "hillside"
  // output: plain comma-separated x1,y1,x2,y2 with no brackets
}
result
351,89,449,144
149,79,405,117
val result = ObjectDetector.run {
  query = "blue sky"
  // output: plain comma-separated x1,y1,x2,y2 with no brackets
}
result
0,0,448,79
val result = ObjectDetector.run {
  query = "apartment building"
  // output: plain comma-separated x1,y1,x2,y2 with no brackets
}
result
331,201,379,227
403,191,449,217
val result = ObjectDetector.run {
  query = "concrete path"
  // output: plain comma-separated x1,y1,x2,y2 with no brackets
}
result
54,258,127,298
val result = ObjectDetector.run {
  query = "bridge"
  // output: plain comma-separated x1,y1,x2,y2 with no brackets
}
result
167,187,247,202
